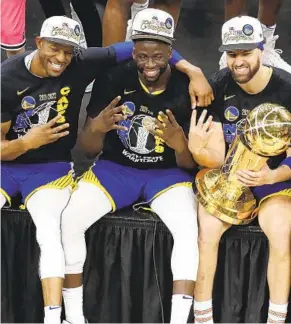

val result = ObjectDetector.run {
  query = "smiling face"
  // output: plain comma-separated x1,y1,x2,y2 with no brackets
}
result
226,48,262,84
133,40,172,83
35,37,74,77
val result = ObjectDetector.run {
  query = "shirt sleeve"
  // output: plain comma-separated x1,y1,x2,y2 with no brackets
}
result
204,69,229,122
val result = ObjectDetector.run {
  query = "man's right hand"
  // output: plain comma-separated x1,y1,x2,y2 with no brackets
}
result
90,96,128,133
22,115,70,150
188,109,214,154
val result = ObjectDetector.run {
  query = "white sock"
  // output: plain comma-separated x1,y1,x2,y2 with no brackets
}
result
62,286,85,324
170,294,193,324
267,301,288,323
194,299,214,324
261,23,276,40
44,305,62,324
131,0,149,19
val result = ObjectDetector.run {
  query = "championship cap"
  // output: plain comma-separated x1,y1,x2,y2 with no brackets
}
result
219,16,264,52
40,16,81,47
131,8,174,45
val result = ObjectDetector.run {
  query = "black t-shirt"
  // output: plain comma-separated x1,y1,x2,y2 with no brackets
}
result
87,61,196,169
1,47,118,163
208,67,291,169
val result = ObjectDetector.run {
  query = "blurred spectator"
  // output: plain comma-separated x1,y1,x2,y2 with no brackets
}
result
102,0,182,46
1,0,26,58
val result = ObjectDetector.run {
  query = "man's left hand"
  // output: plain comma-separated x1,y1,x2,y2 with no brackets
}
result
188,70,214,108
236,165,276,187
151,110,187,153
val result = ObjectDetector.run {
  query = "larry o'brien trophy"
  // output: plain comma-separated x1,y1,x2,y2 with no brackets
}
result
195,103,291,225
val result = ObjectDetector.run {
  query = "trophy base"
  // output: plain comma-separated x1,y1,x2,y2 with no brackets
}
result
195,169,258,225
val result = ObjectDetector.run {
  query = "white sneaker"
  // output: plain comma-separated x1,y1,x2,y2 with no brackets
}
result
219,52,227,70
125,19,133,41
262,35,291,73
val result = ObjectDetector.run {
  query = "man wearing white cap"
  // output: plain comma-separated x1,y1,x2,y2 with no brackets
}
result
219,0,291,74
189,15,291,324
60,8,224,324
0,15,212,324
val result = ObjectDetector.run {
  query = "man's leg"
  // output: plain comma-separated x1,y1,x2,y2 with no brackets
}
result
61,161,142,324
102,0,148,46
151,0,182,26
61,180,112,323
26,187,72,324
150,186,197,324
258,195,291,324
193,204,231,324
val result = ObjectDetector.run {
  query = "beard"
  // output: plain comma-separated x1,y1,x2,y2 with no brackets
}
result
137,64,168,83
230,58,260,84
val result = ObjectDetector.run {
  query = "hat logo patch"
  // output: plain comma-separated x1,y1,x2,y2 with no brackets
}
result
223,25,255,44
242,24,254,36
140,18,172,35
51,23,80,41
74,25,81,36
165,17,173,30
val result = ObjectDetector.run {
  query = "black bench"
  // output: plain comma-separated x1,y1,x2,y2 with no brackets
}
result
1,206,290,323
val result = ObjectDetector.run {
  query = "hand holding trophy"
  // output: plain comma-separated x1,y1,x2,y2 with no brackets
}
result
195,103,291,225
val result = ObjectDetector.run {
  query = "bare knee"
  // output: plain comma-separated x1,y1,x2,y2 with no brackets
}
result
259,196,291,251
106,0,133,8
198,204,231,246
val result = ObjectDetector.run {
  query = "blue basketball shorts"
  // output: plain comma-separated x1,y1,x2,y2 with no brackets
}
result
80,160,193,211
1,162,75,206
252,180,291,207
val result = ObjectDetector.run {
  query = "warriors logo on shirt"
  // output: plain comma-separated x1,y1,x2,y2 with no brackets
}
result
224,106,239,121
13,96,57,136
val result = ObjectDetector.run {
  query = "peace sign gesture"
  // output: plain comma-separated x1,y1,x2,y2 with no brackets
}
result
91,96,128,133
188,109,214,153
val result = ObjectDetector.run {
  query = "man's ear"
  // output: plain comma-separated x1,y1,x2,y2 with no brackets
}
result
132,47,136,60
35,36,42,50
168,46,173,59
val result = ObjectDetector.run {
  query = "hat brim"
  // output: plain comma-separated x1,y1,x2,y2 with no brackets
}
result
132,34,173,45
218,42,261,52
43,37,80,48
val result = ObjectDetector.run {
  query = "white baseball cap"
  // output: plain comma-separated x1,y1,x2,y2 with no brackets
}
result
131,8,174,45
219,16,264,52
40,16,81,47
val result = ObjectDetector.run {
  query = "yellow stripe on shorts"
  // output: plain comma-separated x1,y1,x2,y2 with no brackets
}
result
81,168,116,212
24,172,75,206
252,188,291,217
133,181,193,212
0,188,12,207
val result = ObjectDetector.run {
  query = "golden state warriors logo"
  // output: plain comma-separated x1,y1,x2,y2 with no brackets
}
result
224,106,239,122
122,101,135,117
21,96,36,110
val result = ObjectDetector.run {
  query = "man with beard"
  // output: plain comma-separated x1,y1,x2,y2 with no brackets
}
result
1,15,213,324
60,9,225,324
189,16,291,324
